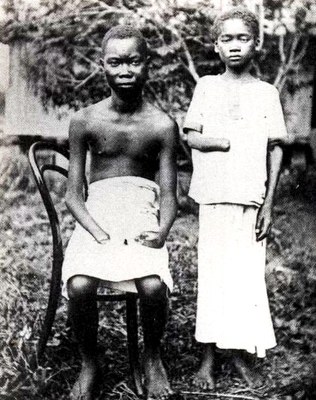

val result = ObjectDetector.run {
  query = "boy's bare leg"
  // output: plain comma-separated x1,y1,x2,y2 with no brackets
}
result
193,343,216,390
67,275,99,400
136,276,172,400
232,350,263,388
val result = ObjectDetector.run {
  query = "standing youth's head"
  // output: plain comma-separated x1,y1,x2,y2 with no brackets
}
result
212,7,260,72
100,25,148,95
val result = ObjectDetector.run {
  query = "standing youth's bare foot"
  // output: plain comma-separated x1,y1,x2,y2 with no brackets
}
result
193,343,215,390
233,353,263,388
193,365,215,391
70,361,98,400
144,351,173,400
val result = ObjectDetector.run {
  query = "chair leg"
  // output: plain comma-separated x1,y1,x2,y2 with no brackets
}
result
37,253,62,362
126,294,143,396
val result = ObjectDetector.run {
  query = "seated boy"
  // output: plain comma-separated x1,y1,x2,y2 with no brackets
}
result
63,25,178,400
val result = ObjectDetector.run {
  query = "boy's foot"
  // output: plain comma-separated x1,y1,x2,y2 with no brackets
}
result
70,361,98,400
144,352,173,399
192,366,215,391
233,355,263,389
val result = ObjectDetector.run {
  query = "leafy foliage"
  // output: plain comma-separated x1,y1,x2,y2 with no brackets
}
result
1,0,314,118
0,0,214,115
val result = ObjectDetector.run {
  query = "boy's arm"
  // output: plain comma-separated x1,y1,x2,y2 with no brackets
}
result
256,144,283,241
185,129,230,152
65,114,110,243
136,120,178,248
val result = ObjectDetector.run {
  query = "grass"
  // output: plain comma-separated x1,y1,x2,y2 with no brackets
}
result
1,146,316,399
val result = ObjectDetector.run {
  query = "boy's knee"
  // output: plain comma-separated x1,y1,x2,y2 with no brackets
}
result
137,276,168,303
67,275,97,299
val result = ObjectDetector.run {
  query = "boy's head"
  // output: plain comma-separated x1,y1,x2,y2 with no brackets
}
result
100,25,148,94
211,7,259,42
101,25,148,58
212,7,260,70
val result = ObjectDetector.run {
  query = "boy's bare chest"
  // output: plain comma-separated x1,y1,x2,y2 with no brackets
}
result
87,119,160,157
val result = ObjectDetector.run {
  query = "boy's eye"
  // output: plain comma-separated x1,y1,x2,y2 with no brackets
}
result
239,36,251,42
130,58,142,66
109,61,119,67
220,36,231,43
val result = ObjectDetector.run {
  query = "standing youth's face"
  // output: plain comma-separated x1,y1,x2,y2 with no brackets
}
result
214,19,259,70
101,37,147,94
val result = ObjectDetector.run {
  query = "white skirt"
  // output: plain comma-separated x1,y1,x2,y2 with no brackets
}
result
62,176,172,297
196,204,276,357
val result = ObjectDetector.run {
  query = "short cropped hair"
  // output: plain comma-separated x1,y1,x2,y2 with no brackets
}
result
101,25,148,57
211,7,259,42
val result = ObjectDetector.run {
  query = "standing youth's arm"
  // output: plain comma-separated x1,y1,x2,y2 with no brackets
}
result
256,144,283,241
185,129,230,152
65,113,110,243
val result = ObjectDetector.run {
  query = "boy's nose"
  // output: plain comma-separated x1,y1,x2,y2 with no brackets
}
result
119,63,132,75
230,46,240,52
229,39,241,52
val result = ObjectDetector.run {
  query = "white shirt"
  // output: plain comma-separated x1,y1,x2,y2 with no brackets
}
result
183,75,288,206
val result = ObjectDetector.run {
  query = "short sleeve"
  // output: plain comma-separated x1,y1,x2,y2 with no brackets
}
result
183,78,205,134
267,86,288,139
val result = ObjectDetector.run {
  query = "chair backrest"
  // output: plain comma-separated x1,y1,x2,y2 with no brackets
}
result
28,141,88,262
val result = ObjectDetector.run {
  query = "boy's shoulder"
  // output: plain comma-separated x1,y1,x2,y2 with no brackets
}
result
197,75,219,86
71,99,108,122
69,99,109,137
146,101,178,133
255,79,280,96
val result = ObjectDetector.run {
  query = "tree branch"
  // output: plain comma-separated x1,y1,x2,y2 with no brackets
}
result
75,68,100,90
181,38,200,82
273,34,305,92
293,36,309,64
279,34,286,64
75,49,101,70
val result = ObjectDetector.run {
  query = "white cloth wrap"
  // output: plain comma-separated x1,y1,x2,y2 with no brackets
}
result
62,176,172,297
196,204,276,357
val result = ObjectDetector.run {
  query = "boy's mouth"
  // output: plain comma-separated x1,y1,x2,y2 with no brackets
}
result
117,81,135,87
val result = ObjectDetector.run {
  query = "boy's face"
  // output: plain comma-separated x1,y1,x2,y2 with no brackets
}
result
101,37,147,93
214,18,259,70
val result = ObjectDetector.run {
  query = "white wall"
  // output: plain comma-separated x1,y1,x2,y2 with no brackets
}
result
4,43,73,138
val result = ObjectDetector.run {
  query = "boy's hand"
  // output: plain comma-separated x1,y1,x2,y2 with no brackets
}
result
135,231,166,248
255,204,272,241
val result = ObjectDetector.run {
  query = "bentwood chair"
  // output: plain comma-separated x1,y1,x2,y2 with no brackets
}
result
28,141,143,395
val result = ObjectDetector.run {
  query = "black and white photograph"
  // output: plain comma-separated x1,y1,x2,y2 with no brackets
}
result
0,0,316,399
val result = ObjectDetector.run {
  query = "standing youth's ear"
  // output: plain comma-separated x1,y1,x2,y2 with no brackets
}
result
214,41,219,53
255,38,261,51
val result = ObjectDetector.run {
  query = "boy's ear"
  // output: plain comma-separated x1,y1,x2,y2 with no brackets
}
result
99,58,105,70
214,41,219,53
255,38,261,51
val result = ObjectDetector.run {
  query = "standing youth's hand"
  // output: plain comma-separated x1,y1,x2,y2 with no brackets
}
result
255,204,272,241
95,232,111,244
135,231,166,248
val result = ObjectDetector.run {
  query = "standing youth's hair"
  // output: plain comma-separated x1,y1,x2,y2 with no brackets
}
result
101,25,148,57
211,7,259,42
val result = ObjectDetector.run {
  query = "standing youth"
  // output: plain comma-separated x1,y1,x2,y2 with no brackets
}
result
183,7,287,389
